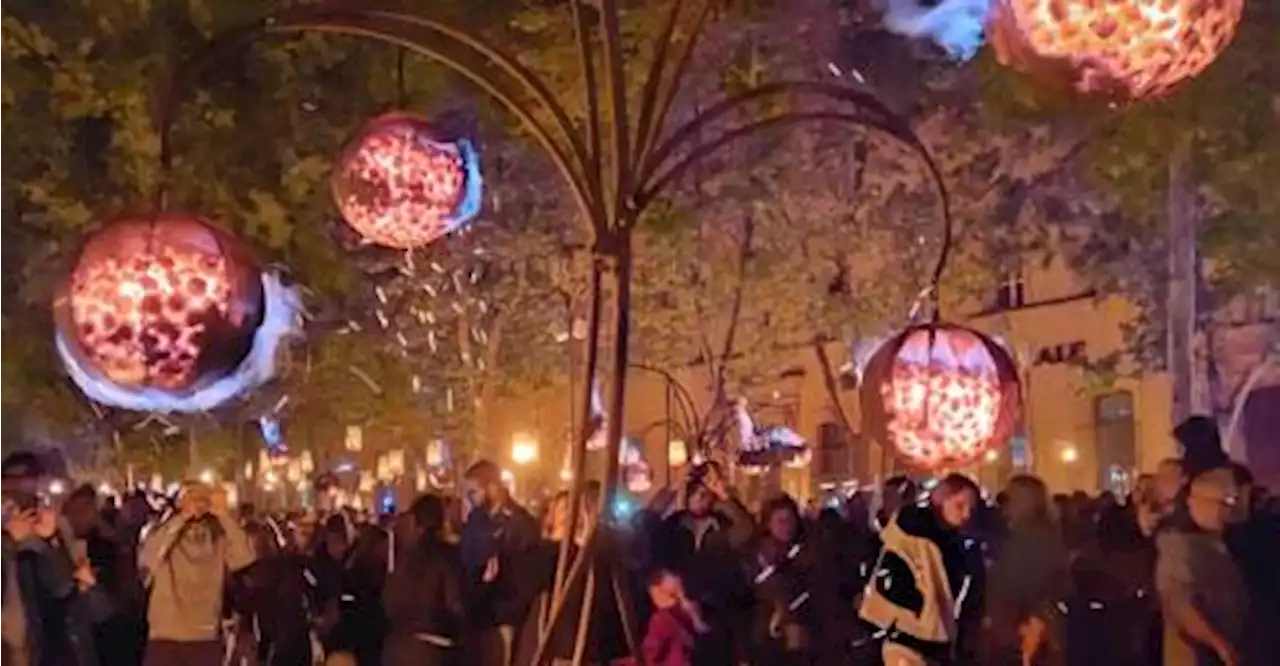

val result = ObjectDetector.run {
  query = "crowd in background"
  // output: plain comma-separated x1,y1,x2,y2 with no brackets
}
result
3,415,1277,666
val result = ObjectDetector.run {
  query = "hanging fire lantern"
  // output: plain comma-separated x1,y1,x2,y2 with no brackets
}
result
54,214,264,394
331,112,483,249
987,0,1244,100
860,323,1021,471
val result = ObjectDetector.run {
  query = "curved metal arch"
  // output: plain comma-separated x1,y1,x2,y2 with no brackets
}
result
154,4,600,228
632,0,716,176
352,5,605,220
635,87,955,297
264,12,598,230
628,362,701,441
639,80,910,183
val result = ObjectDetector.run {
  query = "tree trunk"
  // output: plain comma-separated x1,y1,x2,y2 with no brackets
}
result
1166,133,1199,425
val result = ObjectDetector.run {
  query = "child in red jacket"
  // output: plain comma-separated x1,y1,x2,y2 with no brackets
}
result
642,569,708,666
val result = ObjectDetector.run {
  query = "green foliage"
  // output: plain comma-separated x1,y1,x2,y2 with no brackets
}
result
977,2,1280,292
0,0,480,459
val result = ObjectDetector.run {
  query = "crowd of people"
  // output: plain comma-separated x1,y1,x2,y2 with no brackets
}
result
3,416,1277,666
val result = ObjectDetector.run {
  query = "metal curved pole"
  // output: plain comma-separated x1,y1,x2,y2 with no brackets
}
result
637,97,954,307
153,5,600,228
627,362,701,441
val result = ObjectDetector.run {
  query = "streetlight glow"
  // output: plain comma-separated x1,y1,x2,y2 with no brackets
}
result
511,434,539,465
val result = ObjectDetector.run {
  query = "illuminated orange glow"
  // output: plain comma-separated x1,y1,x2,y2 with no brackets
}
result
989,0,1243,99
62,216,261,390
883,364,1003,468
863,326,1020,470
332,114,475,250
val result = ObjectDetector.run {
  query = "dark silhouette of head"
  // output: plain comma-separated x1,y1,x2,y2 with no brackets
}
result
1174,415,1227,480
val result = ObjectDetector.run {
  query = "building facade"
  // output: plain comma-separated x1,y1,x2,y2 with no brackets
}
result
492,259,1279,498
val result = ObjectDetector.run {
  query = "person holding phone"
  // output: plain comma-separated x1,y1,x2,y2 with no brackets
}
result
2,451,96,666
138,479,255,666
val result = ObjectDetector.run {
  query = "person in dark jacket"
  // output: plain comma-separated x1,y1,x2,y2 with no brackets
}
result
982,475,1069,666
234,519,314,666
332,524,390,666
383,494,467,666
747,495,841,666
2,452,101,666
645,463,753,666
459,460,541,666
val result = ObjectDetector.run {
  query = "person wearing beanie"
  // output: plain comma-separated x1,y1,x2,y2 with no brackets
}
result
1173,416,1228,482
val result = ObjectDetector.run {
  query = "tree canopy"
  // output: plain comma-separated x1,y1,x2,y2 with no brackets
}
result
3,0,1274,470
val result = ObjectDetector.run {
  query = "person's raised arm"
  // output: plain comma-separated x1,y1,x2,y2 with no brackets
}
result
705,474,753,552
138,513,191,578
209,490,254,572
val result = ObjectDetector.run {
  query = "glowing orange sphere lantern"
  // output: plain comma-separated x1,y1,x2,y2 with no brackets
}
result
860,323,1021,471
987,0,1244,100
331,112,483,250
55,214,264,393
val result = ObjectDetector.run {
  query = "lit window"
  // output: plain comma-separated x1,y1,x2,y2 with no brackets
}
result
1094,391,1135,492
994,272,1026,311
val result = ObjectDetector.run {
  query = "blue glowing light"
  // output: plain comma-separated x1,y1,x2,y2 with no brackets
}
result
259,415,286,455
378,489,396,515
450,138,483,234
612,496,638,521
881,0,991,62
57,272,302,412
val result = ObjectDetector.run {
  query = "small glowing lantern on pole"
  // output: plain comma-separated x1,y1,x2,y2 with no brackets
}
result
668,440,688,468
987,0,1244,101
860,323,1021,471
331,113,483,249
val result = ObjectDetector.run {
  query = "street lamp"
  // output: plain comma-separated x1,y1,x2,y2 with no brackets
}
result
512,434,539,466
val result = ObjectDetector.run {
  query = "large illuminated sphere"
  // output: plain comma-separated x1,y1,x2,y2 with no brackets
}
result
331,113,483,249
55,214,263,392
860,324,1021,470
988,0,1244,100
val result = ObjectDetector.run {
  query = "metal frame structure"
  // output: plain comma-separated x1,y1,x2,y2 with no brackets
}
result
153,1,954,662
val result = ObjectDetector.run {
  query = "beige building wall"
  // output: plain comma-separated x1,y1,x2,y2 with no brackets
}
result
484,258,1276,498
